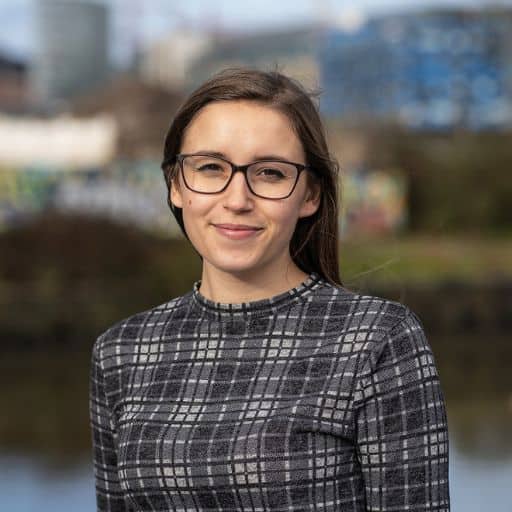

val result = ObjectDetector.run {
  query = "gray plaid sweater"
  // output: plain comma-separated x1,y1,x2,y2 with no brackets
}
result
89,272,450,511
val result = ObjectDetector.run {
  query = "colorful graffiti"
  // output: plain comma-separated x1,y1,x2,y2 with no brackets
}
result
341,168,407,238
0,162,408,237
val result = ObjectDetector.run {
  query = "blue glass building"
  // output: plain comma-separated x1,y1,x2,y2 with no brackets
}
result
320,9,512,130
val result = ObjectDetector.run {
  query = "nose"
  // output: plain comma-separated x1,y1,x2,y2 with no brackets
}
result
222,169,253,210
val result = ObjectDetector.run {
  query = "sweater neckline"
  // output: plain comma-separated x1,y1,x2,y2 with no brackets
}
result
191,271,324,321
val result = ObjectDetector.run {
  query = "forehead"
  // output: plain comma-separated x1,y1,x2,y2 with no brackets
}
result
180,100,304,160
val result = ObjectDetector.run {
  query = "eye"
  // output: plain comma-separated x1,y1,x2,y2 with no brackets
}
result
256,167,287,179
196,162,224,172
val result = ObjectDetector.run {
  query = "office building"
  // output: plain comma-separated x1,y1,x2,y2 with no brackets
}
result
32,0,110,106
320,8,512,130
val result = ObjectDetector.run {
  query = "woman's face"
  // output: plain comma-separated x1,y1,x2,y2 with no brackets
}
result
170,100,320,279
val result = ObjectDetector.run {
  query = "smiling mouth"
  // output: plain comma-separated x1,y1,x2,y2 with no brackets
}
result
213,224,263,231
212,224,264,239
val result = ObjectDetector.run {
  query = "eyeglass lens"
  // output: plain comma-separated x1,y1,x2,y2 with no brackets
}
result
181,155,299,199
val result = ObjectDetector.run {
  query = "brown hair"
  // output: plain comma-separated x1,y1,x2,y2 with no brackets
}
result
161,66,343,286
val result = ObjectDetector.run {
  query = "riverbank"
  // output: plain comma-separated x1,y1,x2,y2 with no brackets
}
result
0,214,510,347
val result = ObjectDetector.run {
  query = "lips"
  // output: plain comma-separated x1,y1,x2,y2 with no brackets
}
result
212,223,263,240
213,223,262,231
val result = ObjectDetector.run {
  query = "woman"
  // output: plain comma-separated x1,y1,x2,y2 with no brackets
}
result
90,67,450,511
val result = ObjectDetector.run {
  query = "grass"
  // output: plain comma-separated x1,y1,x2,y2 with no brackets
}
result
339,233,512,288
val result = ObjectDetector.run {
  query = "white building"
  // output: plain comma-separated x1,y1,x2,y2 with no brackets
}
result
0,114,117,169
139,29,211,91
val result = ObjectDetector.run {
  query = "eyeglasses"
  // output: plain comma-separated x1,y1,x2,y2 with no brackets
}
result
169,153,313,200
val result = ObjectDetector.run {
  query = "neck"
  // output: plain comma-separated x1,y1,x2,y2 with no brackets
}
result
198,260,309,304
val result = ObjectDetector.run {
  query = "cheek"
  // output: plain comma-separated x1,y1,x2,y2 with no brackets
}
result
181,195,214,232
267,201,304,233
182,191,203,214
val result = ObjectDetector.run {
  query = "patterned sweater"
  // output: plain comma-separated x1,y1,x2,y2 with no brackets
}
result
89,271,450,511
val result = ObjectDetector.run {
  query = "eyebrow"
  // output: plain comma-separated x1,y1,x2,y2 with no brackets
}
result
189,150,294,162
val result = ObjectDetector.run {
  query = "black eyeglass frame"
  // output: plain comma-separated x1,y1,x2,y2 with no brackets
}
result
166,153,314,200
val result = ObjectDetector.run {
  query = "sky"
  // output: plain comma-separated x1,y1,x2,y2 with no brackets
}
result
1,0,511,66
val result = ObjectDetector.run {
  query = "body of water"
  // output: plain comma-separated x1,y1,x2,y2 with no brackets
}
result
1,331,510,511
1,440,511,511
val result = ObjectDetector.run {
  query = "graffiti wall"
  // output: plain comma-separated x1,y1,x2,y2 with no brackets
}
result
0,161,180,236
341,168,407,238
1,162,408,238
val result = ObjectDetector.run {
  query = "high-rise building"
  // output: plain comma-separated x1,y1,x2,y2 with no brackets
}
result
320,8,512,130
31,0,110,107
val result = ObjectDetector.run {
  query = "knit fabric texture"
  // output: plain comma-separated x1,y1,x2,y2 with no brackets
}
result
89,271,450,511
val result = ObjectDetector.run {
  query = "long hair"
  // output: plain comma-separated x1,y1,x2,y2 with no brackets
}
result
161,67,343,286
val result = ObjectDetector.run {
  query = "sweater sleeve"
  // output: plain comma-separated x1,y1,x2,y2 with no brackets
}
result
353,310,451,511
89,335,129,512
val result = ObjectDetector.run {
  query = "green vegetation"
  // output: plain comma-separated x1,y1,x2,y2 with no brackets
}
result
341,233,512,289
392,132,512,235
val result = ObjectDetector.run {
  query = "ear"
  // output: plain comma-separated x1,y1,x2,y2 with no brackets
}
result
298,179,321,219
170,174,184,208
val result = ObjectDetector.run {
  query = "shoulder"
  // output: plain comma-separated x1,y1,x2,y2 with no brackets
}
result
308,280,430,361
91,290,194,366
308,280,421,337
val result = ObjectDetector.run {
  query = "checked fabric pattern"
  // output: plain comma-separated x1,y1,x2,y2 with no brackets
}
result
89,272,450,511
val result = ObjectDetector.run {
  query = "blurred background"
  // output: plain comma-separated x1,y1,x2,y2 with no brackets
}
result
0,0,511,510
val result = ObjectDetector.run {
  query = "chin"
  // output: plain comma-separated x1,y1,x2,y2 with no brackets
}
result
209,259,260,276
205,252,270,276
